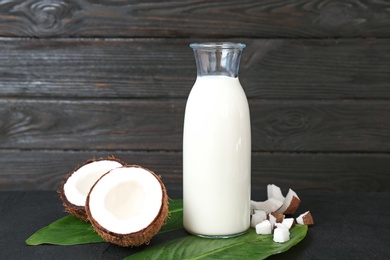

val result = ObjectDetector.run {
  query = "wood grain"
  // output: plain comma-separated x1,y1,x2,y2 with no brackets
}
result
0,99,185,150
1,1,389,194
1,99,389,152
1,38,390,99
0,150,388,192
0,0,389,38
251,100,390,152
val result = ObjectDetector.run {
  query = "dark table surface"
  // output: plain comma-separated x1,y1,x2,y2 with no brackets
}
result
1,190,389,260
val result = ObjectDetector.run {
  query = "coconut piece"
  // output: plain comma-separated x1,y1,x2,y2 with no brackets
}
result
268,213,277,230
271,211,285,223
251,198,283,214
296,211,314,226
85,165,169,247
254,209,267,216
256,220,272,235
58,157,124,221
273,225,290,243
267,184,285,202
281,218,295,229
276,189,301,215
250,210,267,228
275,223,288,229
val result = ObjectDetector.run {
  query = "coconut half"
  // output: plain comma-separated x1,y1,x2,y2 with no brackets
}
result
59,157,124,221
85,165,169,247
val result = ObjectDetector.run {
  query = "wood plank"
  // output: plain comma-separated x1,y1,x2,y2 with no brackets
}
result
252,152,390,194
0,150,388,192
242,38,390,99
0,38,195,98
0,0,389,38
1,99,389,152
1,38,390,99
0,99,185,150
251,100,390,152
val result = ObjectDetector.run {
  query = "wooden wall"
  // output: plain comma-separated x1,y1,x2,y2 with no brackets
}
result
1,0,389,194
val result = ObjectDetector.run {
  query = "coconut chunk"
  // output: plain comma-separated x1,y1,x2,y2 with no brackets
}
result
275,223,288,229
254,209,267,216
273,225,290,243
251,198,283,214
296,211,314,225
268,213,277,230
267,184,285,202
277,189,301,215
271,211,285,223
250,210,267,228
281,218,295,229
256,220,272,235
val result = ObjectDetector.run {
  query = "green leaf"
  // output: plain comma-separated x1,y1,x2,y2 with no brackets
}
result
25,215,104,245
26,199,184,246
159,199,183,234
125,225,308,260
26,199,307,259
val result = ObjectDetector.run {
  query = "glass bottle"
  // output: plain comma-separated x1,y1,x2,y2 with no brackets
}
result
183,42,251,238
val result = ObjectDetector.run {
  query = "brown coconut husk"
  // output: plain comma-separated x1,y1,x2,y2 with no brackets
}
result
85,165,169,247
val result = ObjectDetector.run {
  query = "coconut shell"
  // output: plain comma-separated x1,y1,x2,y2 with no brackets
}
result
58,156,126,221
58,183,89,221
298,211,314,225
277,188,301,215
271,211,285,223
282,195,301,215
85,165,169,247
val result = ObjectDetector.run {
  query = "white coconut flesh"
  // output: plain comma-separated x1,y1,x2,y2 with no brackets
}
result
88,167,163,235
64,160,123,206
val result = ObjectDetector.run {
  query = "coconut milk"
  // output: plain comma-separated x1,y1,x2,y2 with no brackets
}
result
183,75,251,237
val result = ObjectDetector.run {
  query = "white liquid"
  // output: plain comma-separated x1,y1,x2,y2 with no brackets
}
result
183,76,251,236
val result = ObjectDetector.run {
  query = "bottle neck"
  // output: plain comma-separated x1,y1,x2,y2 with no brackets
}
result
190,43,245,78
